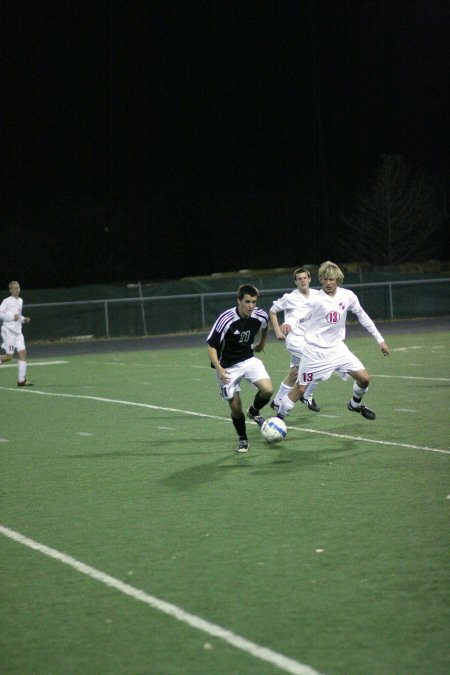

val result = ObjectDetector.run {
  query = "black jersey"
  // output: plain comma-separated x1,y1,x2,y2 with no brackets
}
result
206,306,268,368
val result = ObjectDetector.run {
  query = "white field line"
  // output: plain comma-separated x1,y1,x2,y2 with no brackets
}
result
194,366,450,383
285,424,449,454
0,525,322,675
0,386,448,454
1,360,68,368
372,374,450,381
392,345,447,352
68,362,450,382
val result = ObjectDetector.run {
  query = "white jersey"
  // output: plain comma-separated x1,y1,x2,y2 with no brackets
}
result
0,295,25,335
300,287,384,349
270,288,320,339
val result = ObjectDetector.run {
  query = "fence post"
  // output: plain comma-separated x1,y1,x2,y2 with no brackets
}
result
388,283,394,320
104,301,110,338
138,281,148,336
201,294,206,328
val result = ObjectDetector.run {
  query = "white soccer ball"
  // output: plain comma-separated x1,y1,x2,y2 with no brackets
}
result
261,417,287,444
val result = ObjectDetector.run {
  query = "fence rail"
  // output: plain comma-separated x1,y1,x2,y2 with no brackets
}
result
24,278,450,342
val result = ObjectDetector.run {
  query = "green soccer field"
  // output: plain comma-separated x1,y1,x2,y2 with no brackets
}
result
1,329,449,675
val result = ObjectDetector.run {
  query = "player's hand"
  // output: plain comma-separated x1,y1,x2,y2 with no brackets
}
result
379,341,390,356
23,316,31,323
280,323,292,336
254,343,265,353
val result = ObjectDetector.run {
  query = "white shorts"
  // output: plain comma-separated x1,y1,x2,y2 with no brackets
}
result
216,356,270,401
285,333,305,368
298,343,364,385
1,326,25,354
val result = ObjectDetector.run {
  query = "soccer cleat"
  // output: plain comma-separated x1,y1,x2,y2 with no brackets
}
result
246,407,266,427
17,380,33,387
347,401,376,420
269,400,279,412
300,396,320,412
236,439,249,453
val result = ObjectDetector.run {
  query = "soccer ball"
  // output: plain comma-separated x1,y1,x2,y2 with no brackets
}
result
261,417,287,444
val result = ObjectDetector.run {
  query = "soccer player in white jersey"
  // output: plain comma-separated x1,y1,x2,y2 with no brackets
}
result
269,267,321,412
206,284,273,453
276,261,390,421
0,281,33,386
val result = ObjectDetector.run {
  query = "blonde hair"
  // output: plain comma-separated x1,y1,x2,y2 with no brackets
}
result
318,261,344,285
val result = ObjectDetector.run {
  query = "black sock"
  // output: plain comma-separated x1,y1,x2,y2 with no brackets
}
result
252,391,270,413
232,414,247,439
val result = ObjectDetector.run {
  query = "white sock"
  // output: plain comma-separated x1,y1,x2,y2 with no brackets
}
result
18,361,27,382
350,382,367,408
275,383,293,406
277,393,296,418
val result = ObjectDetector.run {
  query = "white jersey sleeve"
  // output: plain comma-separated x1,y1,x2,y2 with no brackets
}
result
270,289,319,320
270,291,299,314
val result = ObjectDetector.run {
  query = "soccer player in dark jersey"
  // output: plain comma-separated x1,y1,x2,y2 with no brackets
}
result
206,284,273,454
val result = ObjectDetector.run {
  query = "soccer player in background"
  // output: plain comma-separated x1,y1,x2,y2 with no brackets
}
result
275,261,390,421
269,267,321,412
0,281,33,386
206,284,273,453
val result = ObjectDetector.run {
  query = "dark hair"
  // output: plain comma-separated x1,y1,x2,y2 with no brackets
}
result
293,267,311,281
237,284,259,300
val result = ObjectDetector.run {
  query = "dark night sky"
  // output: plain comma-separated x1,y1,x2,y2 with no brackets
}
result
1,0,449,288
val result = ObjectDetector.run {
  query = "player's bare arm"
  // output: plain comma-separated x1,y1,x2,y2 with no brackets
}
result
207,345,229,383
269,311,285,340
254,328,268,353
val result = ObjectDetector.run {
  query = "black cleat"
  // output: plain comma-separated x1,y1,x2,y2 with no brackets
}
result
236,439,249,454
246,407,266,427
301,396,320,412
18,380,34,387
347,402,376,420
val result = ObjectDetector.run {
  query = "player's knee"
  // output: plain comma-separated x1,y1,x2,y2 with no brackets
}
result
352,369,369,388
256,380,273,399
229,397,242,416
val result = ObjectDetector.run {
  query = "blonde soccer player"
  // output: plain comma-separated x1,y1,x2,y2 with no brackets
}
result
276,261,389,421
